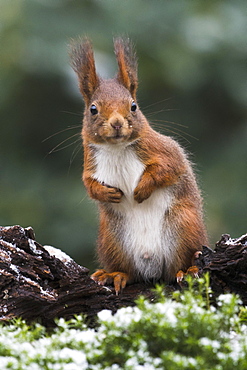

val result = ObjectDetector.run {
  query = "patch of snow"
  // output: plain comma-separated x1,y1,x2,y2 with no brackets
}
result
43,245,73,264
9,264,19,274
21,276,56,300
0,305,8,313
224,234,247,246
28,239,43,255
0,240,17,251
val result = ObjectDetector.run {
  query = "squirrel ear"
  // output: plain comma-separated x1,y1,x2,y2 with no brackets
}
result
114,37,138,99
69,38,100,106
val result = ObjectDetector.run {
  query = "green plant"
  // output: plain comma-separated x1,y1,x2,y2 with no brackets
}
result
0,276,246,369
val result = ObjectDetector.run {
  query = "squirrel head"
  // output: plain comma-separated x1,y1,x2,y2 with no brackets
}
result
70,37,147,145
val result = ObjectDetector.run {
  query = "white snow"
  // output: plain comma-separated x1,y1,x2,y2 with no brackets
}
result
43,245,73,264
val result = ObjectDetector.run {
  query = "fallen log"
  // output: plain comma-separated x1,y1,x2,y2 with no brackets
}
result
0,225,246,326
195,233,247,303
0,225,155,326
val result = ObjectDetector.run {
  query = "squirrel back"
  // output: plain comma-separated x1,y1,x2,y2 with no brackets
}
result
70,38,208,293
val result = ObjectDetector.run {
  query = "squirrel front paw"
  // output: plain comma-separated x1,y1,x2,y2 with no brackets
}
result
101,185,123,203
133,172,155,203
91,269,128,295
91,181,124,203
133,184,153,203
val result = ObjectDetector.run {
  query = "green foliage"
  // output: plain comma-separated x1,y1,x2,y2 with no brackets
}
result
0,277,247,369
239,307,247,323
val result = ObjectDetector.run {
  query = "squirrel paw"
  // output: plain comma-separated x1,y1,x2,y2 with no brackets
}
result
176,266,199,283
133,185,152,204
91,269,128,295
176,250,202,283
99,184,124,203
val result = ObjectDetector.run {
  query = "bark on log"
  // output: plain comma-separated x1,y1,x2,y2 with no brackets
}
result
0,226,247,326
0,226,156,326
194,233,247,304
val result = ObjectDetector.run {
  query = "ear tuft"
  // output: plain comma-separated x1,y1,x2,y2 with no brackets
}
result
114,37,138,99
69,37,99,105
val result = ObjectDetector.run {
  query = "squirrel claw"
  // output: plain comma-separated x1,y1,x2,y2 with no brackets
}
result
113,273,128,295
176,270,185,283
91,269,128,295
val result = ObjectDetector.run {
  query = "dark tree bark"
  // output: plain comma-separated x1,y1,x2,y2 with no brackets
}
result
0,225,246,326
195,233,247,303
0,226,156,326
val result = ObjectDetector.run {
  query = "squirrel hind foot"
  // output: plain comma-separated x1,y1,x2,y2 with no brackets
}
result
91,269,129,295
176,250,203,283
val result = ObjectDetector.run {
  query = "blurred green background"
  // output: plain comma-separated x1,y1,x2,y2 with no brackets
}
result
1,0,246,271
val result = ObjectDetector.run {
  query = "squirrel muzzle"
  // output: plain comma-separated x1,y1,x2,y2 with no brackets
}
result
104,112,131,143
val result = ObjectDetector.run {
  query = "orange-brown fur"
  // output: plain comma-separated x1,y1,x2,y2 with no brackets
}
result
70,37,208,293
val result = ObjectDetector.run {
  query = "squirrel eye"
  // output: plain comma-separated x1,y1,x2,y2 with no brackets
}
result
90,104,98,115
131,101,137,112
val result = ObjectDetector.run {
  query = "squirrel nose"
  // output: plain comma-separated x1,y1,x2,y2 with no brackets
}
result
108,113,124,130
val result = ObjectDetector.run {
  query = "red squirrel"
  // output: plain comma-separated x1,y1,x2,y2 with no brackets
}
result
70,37,208,294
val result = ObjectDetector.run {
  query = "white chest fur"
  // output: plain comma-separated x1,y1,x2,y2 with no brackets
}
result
91,142,176,280
92,142,145,198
